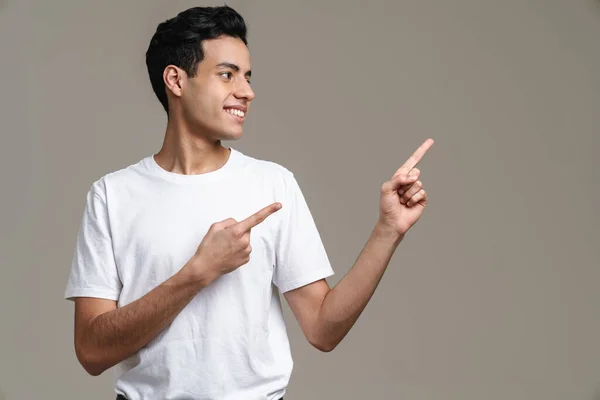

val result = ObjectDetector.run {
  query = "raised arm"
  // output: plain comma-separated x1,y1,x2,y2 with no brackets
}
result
285,139,434,351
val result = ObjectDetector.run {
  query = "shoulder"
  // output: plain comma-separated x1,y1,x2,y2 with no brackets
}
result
86,156,148,201
235,149,297,187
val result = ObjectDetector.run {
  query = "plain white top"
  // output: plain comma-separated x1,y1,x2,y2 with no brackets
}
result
64,147,334,400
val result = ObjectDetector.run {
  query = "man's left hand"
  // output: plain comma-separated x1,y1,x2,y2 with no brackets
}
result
378,138,434,236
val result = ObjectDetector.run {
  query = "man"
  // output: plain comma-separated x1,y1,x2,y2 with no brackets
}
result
64,5,433,400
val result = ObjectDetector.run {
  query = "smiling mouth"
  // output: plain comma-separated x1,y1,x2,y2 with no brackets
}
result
223,108,246,120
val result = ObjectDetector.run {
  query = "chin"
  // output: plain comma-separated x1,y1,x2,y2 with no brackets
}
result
217,129,244,141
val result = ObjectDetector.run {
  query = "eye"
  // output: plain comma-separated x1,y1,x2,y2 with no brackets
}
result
220,72,232,79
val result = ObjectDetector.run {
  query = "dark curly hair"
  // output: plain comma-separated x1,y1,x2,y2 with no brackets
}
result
145,6,248,114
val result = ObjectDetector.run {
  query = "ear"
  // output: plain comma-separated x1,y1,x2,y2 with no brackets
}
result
163,65,184,98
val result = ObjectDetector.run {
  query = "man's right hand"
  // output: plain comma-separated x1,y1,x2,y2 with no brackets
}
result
73,202,283,376
187,202,283,283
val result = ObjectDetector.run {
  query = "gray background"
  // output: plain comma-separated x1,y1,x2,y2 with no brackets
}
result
2,0,599,399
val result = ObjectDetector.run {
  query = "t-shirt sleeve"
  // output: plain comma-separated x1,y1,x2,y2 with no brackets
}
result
64,183,122,301
273,172,334,293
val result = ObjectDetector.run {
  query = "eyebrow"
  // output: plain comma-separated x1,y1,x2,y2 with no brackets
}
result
216,62,251,77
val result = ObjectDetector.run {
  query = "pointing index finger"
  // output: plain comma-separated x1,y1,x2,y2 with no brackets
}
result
395,138,434,176
236,202,282,232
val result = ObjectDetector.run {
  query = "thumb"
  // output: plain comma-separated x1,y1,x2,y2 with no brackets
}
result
385,173,418,192
212,217,237,230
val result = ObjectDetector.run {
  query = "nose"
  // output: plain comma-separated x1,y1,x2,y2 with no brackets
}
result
234,79,255,102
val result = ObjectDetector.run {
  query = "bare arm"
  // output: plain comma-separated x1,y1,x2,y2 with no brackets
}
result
285,138,433,352
285,222,403,352
74,262,213,376
73,202,282,376
316,222,403,349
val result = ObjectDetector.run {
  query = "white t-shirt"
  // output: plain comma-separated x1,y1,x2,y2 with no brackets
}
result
64,147,334,400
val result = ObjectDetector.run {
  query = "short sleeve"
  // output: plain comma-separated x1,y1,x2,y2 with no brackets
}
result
273,172,334,293
64,184,122,301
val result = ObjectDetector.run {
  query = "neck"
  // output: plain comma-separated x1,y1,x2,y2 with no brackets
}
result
153,115,231,176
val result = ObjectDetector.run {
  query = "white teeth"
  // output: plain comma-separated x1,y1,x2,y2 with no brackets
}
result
225,108,245,117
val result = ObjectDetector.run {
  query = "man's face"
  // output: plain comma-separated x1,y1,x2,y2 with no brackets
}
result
180,35,254,140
